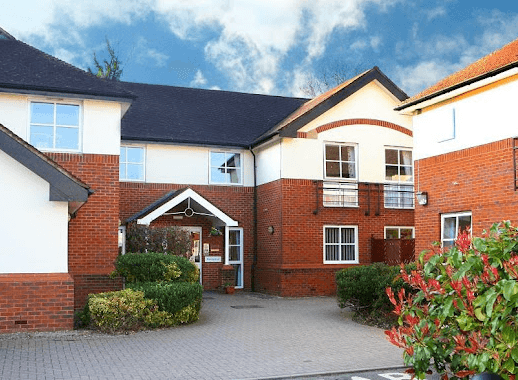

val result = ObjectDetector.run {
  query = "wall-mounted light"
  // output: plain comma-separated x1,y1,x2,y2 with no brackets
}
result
268,226,275,234
416,191,428,206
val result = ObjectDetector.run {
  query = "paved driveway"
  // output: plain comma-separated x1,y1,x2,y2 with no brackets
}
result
0,292,404,380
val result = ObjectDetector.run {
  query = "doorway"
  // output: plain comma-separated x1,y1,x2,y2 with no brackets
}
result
182,227,203,285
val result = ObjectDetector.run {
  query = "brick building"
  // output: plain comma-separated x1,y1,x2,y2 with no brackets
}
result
396,36,518,254
0,28,414,332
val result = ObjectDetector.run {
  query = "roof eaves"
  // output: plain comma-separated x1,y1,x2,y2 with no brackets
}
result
0,123,91,202
395,60,518,111
0,83,136,102
276,67,408,138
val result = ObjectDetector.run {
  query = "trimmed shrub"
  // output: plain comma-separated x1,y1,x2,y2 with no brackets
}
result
336,262,416,314
87,289,174,333
129,281,203,317
114,252,199,283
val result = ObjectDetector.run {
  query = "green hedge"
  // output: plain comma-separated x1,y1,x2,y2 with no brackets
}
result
114,252,199,283
336,262,416,314
86,289,175,333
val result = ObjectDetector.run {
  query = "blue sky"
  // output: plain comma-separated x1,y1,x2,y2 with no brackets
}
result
2,0,518,98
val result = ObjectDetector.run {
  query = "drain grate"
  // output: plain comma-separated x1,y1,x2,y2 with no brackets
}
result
203,297,215,300
230,305,264,309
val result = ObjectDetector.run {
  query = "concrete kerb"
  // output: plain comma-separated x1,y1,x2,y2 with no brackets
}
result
250,365,409,380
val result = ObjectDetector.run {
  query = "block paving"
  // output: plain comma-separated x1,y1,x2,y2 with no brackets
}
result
0,292,404,380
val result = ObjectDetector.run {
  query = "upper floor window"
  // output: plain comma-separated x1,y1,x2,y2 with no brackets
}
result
120,146,145,181
210,151,242,185
30,102,80,151
324,143,357,180
385,148,414,209
441,212,471,248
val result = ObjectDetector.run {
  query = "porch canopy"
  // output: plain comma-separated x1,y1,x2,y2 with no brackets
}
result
125,187,238,227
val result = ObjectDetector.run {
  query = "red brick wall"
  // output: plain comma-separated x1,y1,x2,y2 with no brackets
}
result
415,138,518,254
0,274,74,332
120,182,254,290
47,153,122,309
255,179,414,296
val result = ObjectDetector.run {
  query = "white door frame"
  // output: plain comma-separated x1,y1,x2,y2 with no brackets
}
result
181,226,203,285
225,226,244,289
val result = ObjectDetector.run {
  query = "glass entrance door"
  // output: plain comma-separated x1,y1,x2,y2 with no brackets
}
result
227,227,243,288
183,227,202,285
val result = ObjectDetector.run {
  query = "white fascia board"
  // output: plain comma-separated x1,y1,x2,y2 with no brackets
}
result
400,67,518,115
137,188,238,226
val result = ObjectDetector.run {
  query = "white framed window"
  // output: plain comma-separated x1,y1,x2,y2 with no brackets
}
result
120,145,145,181
384,147,414,209
226,227,244,288
385,226,414,239
324,143,357,180
29,101,81,151
323,225,358,264
323,182,358,207
210,151,242,185
441,212,472,248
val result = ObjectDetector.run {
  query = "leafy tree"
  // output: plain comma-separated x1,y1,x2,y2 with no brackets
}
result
88,38,123,80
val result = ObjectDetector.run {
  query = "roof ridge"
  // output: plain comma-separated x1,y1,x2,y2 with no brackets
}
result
0,27,15,40
120,80,309,101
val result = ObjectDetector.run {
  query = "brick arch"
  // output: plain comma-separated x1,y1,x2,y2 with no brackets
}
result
296,118,412,138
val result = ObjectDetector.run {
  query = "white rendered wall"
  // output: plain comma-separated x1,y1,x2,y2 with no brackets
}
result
299,81,412,133
144,144,255,187
83,100,121,155
413,77,518,160
281,126,413,183
255,80,413,185
0,93,122,155
255,140,281,186
0,149,68,273
0,93,28,140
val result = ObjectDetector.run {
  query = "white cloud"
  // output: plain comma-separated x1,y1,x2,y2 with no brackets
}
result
151,0,399,94
190,70,208,87
425,7,446,21
135,37,169,68
393,10,518,96
394,61,462,96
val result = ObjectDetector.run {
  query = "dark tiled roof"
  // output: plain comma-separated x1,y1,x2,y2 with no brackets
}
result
397,37,518,110
119,82,307,147
0,30,134,100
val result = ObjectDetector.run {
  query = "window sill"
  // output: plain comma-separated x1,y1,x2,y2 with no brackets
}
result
324,261,359,265
323,204,359,208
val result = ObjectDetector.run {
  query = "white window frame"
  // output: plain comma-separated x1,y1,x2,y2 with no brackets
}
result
120,145,146,182
384,226,415,239
225,227,244,288
209,151,243,185
441,212,472,248
323,225,359,264
28,99,82,152
323,142,358,181
384,147,414,209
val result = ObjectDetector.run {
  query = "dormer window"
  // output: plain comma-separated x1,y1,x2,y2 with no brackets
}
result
30,101,81,151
